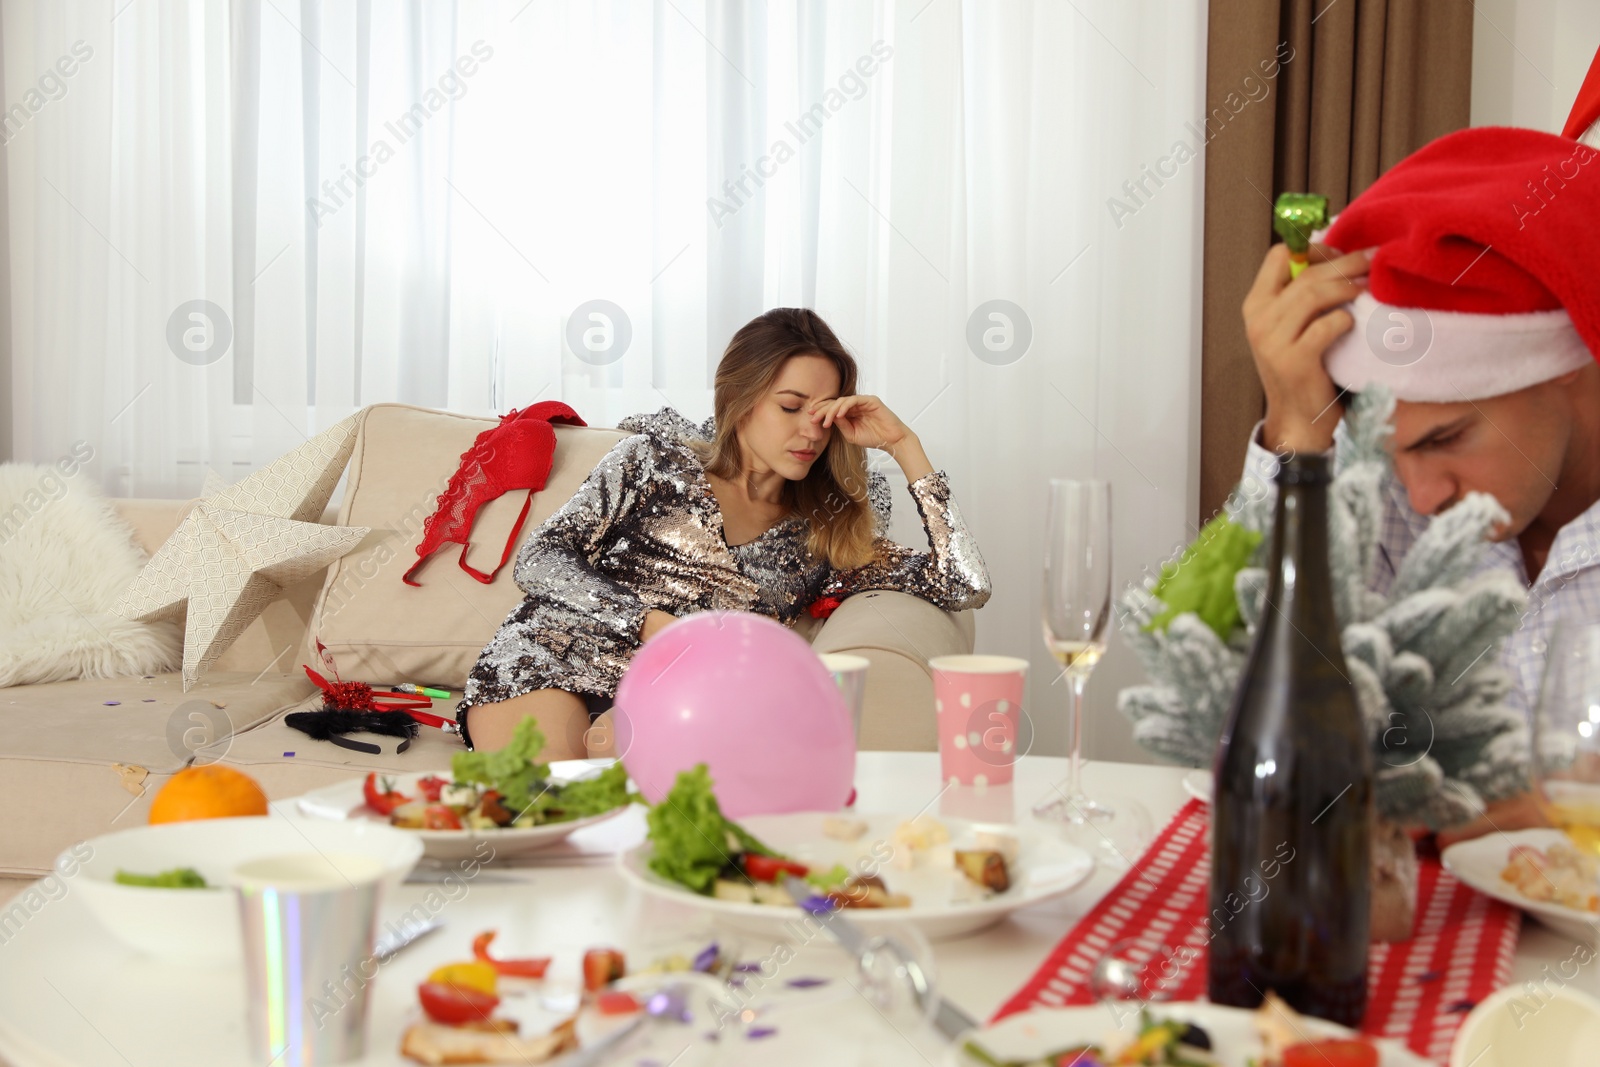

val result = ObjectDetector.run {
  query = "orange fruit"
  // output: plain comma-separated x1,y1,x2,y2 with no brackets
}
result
148,764,269,824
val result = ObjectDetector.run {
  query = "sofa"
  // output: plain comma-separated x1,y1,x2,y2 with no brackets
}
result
0,403,975,892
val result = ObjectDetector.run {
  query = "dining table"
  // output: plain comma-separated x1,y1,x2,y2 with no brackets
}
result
0,752,1576,1066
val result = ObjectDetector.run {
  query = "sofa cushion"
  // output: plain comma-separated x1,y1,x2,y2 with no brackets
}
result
0,670,314,876
309,404,627,688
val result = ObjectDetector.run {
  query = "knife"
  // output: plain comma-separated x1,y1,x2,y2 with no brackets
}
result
781,876,978,1042
373,918,443,961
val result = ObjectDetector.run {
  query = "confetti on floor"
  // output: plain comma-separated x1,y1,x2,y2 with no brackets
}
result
103,701,120,706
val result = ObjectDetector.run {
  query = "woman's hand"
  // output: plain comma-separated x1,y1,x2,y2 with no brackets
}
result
1243,243,1372,454
808,394,912,451
810,395,933,482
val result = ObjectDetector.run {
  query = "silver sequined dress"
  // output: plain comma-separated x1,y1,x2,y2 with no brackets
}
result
455,407,991,745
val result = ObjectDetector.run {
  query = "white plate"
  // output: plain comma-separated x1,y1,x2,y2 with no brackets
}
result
277,760,631,861
947,1001,1431,1066
618,811,1094,941
1441,828,1600,943
1182,769,1213,804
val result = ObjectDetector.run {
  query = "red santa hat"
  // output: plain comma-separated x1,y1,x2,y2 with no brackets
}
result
1318,126,1600,402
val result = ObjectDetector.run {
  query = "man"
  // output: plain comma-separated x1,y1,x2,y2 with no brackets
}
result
1237,120,1600,844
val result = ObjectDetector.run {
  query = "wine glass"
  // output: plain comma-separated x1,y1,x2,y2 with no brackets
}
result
1528,619,1600,991
1034,479,1112,817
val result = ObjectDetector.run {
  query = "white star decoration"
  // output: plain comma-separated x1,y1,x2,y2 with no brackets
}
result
115,412,370,689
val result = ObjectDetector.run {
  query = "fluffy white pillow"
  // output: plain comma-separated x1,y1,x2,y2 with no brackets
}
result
0,460,181,686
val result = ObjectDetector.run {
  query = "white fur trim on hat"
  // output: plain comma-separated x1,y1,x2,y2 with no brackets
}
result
1322,290,1592,402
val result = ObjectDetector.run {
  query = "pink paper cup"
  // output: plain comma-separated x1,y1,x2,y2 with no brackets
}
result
929,654,1029,786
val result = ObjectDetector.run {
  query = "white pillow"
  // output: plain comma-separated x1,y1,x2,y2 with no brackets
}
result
0,458,181,686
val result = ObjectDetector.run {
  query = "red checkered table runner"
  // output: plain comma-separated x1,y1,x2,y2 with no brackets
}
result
994,799,1521,1064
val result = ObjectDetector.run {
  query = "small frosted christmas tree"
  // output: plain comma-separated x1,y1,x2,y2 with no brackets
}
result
1117,386,1529,830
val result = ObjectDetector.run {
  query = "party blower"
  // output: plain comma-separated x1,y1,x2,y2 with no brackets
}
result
1273,191,1329,279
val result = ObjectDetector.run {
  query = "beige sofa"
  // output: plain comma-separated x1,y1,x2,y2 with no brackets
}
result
0,404,974,884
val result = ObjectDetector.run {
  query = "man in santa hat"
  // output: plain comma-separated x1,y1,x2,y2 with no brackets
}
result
1236,61,1600,844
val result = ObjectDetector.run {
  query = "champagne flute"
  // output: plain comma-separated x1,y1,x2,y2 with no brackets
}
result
1529,619,1600,992
1033,479,1115,831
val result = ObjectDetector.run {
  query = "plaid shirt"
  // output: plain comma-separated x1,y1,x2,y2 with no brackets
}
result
1243,425,1600,719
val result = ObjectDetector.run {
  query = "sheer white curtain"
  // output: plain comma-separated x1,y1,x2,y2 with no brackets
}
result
5,0,1205,760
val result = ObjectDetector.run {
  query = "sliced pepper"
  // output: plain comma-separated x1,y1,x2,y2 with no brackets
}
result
362,772,412,816
742,854,809,882
1283,1040,1379,1067
596,990,641,1015
582,948,626,992
427,960,498,995
422,804,463,831
472,930,552,979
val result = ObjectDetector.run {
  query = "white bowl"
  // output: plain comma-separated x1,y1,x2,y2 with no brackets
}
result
66,812,424,964
1451,983,1600,1067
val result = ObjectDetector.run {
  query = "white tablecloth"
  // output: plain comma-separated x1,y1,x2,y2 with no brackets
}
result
0,754,1573,1066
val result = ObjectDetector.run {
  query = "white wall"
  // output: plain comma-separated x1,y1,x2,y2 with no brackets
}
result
1471,0,1599,132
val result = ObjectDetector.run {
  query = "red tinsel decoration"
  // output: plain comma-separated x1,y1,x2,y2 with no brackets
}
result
323,679,382,711
301,640,454,731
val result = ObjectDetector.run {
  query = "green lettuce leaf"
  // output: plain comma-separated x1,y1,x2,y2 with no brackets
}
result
645,764,776,894
450,717,550,815
550,762,639,818
1145,515,1262,639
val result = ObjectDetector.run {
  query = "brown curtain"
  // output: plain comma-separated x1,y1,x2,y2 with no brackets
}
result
1198,0,1474,523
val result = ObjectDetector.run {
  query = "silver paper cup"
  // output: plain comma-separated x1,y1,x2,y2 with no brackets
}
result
819,653,870,740
233,852,385,1066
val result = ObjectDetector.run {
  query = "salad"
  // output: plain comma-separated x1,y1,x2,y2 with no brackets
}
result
114,867,208,888
962,999,1380,1067
643,764,1013,908
365,719,637,832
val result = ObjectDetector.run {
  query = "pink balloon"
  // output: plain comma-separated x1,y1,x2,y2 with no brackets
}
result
614,611,855,817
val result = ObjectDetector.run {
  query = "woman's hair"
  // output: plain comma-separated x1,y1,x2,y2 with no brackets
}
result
691,308,877,570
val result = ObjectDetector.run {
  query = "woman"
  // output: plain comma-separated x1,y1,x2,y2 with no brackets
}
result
456,308,991,755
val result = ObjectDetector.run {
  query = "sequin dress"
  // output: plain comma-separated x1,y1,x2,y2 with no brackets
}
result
455,406,991,746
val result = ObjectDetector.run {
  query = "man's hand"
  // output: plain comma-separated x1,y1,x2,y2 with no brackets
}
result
639,609,676,643
1242,243,1373,454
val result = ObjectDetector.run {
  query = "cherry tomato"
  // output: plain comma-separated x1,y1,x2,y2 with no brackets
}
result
415,775,448,802
422,804,463,831
472,931,552,979
362,773,411,816
1283,1039,1379,1067
742,854,810,882
596,990,641,1015
416,981,499,1025
582,948,626,991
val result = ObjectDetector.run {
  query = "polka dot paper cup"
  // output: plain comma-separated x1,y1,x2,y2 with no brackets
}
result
929,654,1029,787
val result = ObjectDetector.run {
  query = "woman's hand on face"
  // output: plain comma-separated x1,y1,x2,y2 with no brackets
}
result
807,394,914,452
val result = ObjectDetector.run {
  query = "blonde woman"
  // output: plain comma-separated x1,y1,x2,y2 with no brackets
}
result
457,307,991,755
